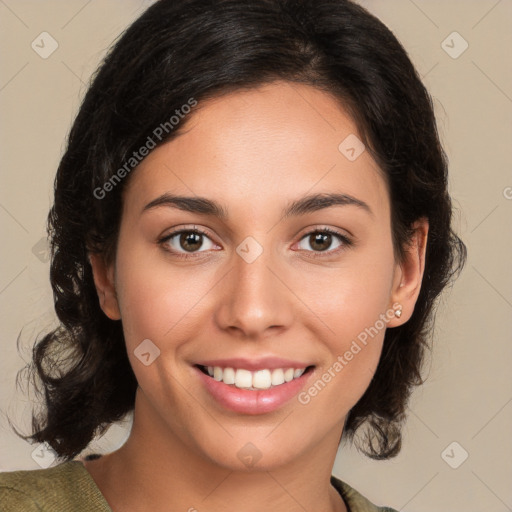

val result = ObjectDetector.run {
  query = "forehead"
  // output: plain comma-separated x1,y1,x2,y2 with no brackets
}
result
123,81,389,221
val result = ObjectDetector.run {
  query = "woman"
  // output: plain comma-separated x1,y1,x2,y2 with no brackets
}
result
0,0,466,510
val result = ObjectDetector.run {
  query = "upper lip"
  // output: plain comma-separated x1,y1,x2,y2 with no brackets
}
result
195,357,314,371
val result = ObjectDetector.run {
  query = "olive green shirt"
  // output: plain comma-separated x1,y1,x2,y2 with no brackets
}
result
0,461,398,511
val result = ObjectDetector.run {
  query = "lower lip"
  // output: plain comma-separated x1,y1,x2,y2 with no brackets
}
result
194,366,314,415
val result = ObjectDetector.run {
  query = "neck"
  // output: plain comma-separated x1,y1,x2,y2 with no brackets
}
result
84,389,347,512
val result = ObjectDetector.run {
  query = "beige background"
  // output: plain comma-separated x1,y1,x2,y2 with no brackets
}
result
1,1,511,511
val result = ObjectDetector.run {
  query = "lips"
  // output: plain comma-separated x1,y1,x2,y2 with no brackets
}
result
195,357,313,371
193,357,316,415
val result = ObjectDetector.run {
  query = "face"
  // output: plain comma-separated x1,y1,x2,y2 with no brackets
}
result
91,81,426,472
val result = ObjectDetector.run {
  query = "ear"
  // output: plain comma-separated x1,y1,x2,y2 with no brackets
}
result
387,218,429,327
88,252,121,320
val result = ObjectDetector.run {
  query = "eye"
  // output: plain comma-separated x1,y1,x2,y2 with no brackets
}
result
158,226,352,259
158,227,218,257
296,228,352,255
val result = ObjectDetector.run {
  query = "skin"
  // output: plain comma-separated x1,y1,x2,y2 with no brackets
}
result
86,81,428,512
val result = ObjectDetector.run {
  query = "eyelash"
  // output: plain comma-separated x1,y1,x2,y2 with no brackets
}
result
157,226,353,260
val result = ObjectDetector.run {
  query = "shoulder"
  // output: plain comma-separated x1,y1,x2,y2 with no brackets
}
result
331,475,399,512
0,460,111,512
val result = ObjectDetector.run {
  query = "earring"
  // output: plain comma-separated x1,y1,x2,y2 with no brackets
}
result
394,306,402,318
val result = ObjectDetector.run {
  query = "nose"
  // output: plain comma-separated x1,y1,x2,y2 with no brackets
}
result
213,244,294,339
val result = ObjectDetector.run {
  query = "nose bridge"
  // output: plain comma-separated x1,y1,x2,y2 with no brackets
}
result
214,238,292,337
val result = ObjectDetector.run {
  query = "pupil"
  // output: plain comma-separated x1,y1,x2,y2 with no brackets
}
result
181,232,202,252
311,232,331,251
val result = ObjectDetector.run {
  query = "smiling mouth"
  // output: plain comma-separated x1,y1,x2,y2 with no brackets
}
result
196,364,315,390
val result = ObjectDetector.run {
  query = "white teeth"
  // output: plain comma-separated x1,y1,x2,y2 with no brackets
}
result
252,369,272,390
203,365,308,389
284,368,295,382
235,369,252,388
213,366,223,381
222,367,235,385
271,368,285,386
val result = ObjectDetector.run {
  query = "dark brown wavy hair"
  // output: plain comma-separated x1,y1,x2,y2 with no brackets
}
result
14,0,466,461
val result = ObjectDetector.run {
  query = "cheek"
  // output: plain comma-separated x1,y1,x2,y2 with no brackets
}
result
295,245,395,408
298,289,388,421
298,245,395,343
113,250,213,414
113,243,215,352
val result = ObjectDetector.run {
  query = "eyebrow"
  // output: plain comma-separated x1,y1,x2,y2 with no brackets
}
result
142,192,373,219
